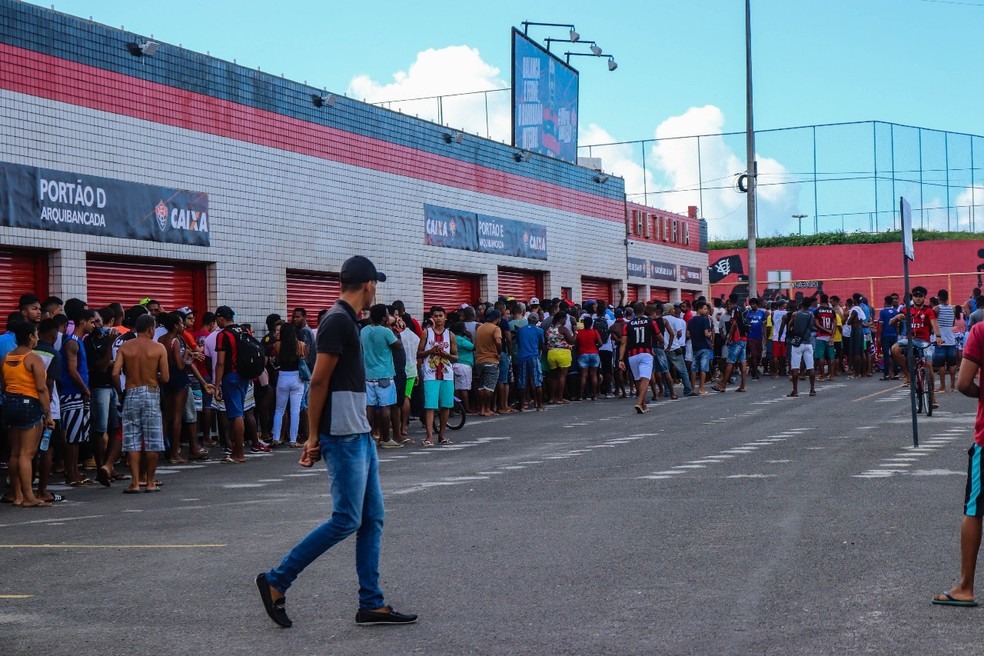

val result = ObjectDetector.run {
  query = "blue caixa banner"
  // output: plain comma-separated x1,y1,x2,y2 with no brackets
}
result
0,161,210,246
425,204,547,260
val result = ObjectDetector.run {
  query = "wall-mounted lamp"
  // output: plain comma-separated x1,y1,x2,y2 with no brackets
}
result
313,93,336,108
442,131,464,144
607,56,618,71
126,40,159,57
513,151,532,163
544,37,600,52
595,174,610,184
521,21,579,42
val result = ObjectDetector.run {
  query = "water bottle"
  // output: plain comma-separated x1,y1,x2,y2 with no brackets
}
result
40,426,52,452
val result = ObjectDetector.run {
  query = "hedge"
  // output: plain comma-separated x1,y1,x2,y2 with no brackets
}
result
708,229,981,251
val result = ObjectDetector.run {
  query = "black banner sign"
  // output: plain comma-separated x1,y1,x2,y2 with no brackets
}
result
649,260,678,282
0,162,210,246
627,257,647,279
424,204,547,260
679,265,704,284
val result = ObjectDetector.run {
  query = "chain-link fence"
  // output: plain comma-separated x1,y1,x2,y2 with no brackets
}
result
368,88,984,241
579,121,984,240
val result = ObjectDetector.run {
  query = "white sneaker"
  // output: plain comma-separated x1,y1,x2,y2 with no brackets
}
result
605,394,615,399
379,439,404,449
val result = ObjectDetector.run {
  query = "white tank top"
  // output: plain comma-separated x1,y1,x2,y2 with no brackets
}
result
421,328,453,381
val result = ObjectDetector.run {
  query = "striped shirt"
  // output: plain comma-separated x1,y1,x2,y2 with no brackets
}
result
936,304,955,346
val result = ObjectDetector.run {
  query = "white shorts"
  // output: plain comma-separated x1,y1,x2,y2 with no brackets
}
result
791,343,815,370
452,363,473,391
628,353,654,381
685,340,693,363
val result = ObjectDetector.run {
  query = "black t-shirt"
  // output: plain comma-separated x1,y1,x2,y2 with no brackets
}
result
84,332,114,388
687,315,713,352
316,300,372,437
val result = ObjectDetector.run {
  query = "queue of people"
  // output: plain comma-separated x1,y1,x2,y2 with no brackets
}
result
0,278,972,507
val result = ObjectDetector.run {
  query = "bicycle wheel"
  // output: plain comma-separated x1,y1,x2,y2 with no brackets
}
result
446,401,466,430
915,373,925,415
924,381,933,417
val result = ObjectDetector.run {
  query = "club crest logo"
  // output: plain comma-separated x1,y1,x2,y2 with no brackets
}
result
154,201,168,231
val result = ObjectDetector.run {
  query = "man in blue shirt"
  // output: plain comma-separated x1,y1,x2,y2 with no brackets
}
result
745,298,767,380
360,303,401,448
878,295,901,379
514,318,545,411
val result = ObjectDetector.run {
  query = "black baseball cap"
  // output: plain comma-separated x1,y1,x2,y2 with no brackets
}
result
215,306,235,319
911,286,927,296
340,255,386,284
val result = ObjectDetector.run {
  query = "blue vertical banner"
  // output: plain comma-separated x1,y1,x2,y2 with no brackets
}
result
511,28,579,163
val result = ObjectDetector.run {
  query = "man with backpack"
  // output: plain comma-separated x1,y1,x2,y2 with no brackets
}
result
214,305,265,464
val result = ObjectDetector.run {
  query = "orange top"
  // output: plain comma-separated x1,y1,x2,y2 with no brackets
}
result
3,354,39,399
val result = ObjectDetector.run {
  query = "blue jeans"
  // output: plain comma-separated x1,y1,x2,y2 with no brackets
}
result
266,433,385,609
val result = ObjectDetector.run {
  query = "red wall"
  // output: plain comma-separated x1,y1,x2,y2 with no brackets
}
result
708,240,984,305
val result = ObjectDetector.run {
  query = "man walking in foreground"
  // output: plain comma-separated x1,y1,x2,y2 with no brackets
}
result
932,318,984,607
256,255,416,628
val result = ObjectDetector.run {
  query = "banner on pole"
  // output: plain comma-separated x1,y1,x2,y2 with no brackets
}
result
901,197,914,261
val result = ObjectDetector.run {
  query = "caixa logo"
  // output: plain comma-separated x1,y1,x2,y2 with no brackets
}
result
154,200,209,233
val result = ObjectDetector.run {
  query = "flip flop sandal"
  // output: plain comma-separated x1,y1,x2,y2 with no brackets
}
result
932,591,979,607
421,440,434,447
438,439,454,445
111,473,131,481
43,494,65,503
123,488,142,494
96,468,111,487
22,500,52,508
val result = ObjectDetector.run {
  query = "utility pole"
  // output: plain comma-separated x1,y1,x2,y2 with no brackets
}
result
793,214,808,235
745,0,758,298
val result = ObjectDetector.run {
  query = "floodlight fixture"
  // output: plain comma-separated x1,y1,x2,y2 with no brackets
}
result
127,40,159,57
565,50,620,72
589,43,602,56
442,131,464,144
594,174,610,184
313,92,336,108
513,150,532,163
608,57,618,71
569,28,580,42
521,21,578,37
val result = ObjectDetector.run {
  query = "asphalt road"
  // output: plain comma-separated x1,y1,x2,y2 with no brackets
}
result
2,375,983,655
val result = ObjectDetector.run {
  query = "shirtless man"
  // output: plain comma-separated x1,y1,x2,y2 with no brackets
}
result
112,314,169,494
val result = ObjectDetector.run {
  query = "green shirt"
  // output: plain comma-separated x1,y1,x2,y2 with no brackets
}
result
456,334,475,367
360,324,397,380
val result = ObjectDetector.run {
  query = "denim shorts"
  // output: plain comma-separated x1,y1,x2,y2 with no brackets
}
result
577,353,601,369
365,378,397,407
515,357,543,390
90,387,118,434
727,341,747,364
2,393,44,430
933,344,959,368
653,348,669,374
498,352,511,384
694,348,712,374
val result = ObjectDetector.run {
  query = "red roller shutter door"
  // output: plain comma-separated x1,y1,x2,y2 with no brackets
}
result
422,270,480,312
680,290,696,303
580,277,614,305
498,268,543,303
86,256,206,316
286,270,340,328
0,249,48,331
626,284,644,305
650,287,671,303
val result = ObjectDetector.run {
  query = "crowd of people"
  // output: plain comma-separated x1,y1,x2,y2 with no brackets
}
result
0,279,974,508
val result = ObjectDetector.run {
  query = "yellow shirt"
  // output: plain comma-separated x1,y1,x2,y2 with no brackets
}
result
832,313,843,343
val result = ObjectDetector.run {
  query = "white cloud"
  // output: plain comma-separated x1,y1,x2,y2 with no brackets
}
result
347,46,511,142
952,185,984,231
578,123,653,196
648,105,797,240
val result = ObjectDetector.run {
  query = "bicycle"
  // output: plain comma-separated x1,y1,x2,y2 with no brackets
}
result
905,338,933,417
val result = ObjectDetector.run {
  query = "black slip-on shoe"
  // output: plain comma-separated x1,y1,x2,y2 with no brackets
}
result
355,605,417,626
255,572,292,628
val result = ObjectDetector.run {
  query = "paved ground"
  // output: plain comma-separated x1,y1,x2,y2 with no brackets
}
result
2,375,983,655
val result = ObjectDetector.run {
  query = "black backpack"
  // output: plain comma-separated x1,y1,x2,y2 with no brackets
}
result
231,327,265,379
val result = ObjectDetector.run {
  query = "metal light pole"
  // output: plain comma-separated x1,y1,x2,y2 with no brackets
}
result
745,0,758,297
793,214,808,235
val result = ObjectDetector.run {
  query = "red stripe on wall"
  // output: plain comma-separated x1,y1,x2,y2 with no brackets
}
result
0,43,624,222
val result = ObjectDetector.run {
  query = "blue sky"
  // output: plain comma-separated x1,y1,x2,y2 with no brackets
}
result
25,0,984,237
